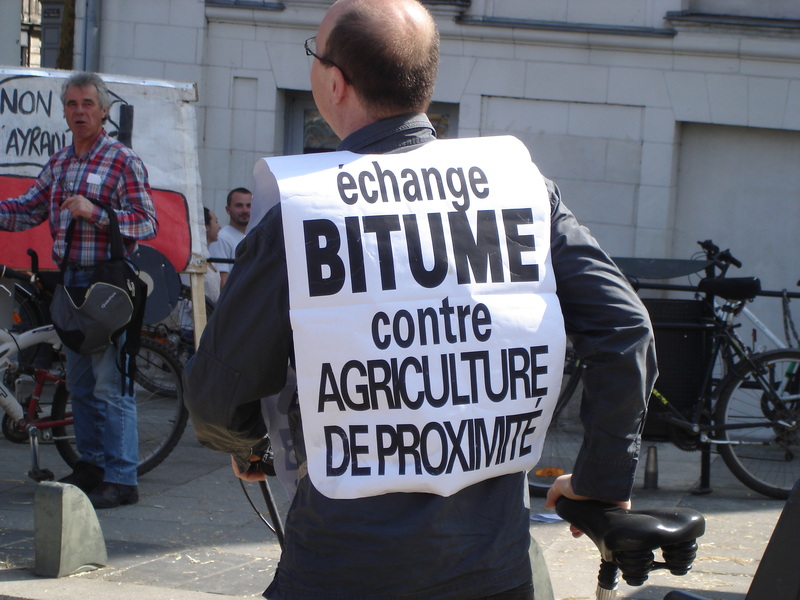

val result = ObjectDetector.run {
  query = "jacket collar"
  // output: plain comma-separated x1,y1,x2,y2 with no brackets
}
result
337,113,437,154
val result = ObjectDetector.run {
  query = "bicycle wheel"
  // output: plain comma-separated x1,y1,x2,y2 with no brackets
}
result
129,337,188,473
714,348,800,499
528,351,585,497
51,337,188,476
141,283,214,366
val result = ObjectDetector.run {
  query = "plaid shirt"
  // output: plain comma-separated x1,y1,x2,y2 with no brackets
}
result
0,130,157,266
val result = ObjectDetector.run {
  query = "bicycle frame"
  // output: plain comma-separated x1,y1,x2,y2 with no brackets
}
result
741,304,788,349
0,324,73,481
708,295,789,351
1,260,190,482
648,296,800,437
533,241,800,500
0,324,62,423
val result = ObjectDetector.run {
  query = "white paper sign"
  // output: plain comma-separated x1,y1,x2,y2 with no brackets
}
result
0,66,204,271
263,136,565,499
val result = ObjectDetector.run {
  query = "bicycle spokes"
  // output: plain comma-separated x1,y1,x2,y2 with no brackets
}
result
716,350,800,498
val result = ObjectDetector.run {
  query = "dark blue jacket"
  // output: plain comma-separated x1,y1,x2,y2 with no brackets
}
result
184,113,656,600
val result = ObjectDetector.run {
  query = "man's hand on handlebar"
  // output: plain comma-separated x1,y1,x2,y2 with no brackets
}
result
544,474,632,538
231,455,267,482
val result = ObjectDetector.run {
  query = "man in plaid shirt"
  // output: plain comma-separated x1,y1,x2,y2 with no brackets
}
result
0,71,157,508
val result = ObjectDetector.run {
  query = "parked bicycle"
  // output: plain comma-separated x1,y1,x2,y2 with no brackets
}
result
142,283,215,366
529,241,800,500
0,263,187,481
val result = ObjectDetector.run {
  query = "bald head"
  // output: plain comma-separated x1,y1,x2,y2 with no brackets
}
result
322,0,439,119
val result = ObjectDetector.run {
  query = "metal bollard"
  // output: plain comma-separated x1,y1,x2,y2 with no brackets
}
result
644,445,658,490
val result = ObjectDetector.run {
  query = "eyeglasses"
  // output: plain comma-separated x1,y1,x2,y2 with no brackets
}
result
304,37,351,84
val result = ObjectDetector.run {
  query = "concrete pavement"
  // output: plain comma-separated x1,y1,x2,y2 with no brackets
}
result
0,422,786,600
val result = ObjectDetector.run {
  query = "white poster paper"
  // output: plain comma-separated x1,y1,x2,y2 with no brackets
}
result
261,135,565,499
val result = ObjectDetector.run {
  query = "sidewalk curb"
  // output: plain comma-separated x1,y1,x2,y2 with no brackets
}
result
0,568,257,600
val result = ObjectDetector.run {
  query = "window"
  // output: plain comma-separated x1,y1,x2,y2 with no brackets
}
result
284,93,340,154
427,105,459,139
688,0,800,20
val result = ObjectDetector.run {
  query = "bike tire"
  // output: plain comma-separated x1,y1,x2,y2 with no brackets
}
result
528,353,585,497
714,348,800,500
50,337,188,476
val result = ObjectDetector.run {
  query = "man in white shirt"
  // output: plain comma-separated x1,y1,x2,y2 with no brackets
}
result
208,187,251,288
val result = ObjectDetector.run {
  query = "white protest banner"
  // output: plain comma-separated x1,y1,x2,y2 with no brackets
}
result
0,66,203,272
258,135,565,499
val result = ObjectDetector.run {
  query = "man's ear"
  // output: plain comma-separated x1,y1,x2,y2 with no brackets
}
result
329,66,349,105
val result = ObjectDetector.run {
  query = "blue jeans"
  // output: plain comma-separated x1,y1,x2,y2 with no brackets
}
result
63,268,138,486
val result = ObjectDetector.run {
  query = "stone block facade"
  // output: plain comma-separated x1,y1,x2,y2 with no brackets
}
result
62,0,800,332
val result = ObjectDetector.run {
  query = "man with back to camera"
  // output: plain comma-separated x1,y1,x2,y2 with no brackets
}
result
183,0,657,598
208,187,251,288
0,71,158,509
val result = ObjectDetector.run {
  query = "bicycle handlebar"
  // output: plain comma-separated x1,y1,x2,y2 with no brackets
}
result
0,249,43,284
26,248,39,274
685,240,800,299
697,240,742,270
0,264,33,283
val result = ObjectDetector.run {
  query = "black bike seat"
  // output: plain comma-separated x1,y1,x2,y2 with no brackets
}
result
555,498,706,562
697,276,761,301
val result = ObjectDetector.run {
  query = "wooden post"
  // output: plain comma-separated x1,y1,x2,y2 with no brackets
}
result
190,271,207,350
182,253,208,351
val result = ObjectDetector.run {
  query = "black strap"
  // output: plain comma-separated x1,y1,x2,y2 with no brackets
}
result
61,200,126,268
60,201,146,395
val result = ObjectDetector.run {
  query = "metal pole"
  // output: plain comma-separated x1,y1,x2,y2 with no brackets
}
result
82,0,101,72
259,480,285,550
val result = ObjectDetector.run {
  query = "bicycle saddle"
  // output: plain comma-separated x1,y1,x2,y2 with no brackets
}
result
697,276,761,301
556,497,705,586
